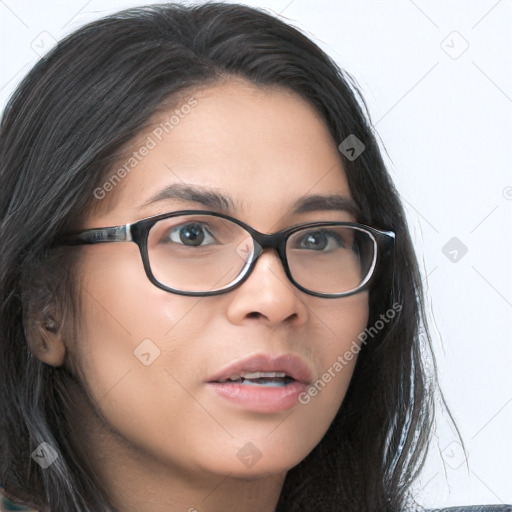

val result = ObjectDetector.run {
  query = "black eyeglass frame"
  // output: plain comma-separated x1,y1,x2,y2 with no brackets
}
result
57,209,395,298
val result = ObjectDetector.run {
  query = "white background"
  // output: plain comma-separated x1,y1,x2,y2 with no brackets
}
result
1,0,511,507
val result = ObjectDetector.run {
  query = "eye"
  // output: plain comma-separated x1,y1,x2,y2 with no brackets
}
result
164,222,216,247
296,229,346,251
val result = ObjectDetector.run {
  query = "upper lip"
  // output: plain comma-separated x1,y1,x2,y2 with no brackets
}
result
208,353,313,385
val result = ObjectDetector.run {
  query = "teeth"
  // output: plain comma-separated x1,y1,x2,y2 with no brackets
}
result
240,379,289,387
242,371,287,379
223,371,289,383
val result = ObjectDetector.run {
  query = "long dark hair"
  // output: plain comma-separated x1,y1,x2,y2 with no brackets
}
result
1,3,439,510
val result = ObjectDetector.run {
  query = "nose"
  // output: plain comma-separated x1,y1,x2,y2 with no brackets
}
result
225,247,309,327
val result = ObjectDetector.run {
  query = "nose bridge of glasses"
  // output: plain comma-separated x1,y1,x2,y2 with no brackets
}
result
239,229,288,265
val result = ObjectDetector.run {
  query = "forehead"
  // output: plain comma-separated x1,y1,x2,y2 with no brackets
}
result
88,79,354,228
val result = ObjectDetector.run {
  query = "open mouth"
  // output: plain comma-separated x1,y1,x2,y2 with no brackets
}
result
207,355,311,412
218,371,296,387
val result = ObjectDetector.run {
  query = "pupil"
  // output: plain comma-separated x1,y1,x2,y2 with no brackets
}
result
304,232,327,250
179,224,204,246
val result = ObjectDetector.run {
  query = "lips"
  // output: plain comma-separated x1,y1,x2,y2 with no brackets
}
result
206,353,313,413
208,353,313,386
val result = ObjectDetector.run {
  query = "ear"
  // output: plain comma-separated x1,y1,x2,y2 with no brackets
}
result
27,312,67,367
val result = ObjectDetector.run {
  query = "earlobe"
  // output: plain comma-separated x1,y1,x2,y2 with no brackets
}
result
28,317,67,367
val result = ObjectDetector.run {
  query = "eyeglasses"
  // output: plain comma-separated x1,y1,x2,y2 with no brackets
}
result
57,210,395,298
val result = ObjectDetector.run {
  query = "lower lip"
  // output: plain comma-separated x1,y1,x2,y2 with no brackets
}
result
207,381,307,413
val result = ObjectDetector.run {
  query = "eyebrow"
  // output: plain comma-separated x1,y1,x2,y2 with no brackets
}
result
138,183,360,218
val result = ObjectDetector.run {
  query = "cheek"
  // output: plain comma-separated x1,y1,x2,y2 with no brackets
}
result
313,291,369,364
70,249,211,467
75,242,199,345
298,292,369,418
71,245,196,412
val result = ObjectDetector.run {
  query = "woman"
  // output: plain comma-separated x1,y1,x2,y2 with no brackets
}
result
0,3,508,511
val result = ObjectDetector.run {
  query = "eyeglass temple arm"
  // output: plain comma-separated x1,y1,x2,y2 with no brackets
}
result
59,225,133,245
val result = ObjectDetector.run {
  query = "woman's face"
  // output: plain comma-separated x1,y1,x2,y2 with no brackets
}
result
70,79,369,482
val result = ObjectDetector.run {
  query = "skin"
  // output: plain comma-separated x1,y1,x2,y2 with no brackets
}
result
36,78,369,512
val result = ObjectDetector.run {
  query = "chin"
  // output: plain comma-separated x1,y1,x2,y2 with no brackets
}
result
194,438,313,479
